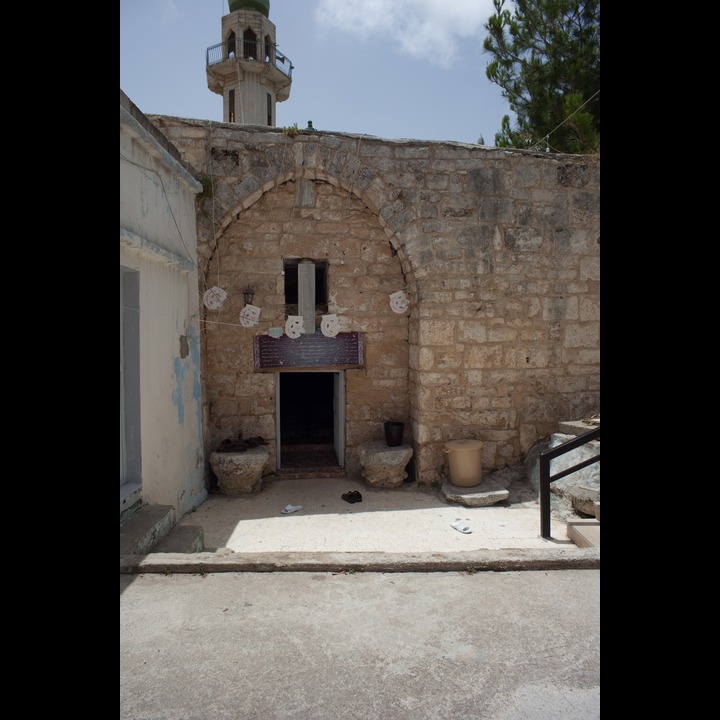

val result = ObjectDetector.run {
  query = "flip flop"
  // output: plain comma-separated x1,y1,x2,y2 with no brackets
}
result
451,519,471,534
281,504,303,514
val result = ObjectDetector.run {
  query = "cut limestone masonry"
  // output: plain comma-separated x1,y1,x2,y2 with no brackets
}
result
150,116,600,487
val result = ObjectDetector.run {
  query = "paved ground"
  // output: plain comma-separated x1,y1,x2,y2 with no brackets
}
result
178,476,573,553
120,474,599,574
120,475,600,718
120,568,601,720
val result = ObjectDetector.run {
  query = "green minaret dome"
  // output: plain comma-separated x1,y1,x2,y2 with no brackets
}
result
228,0,269,17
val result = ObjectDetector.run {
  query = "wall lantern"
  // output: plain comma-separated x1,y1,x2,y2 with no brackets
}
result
243,286,255,305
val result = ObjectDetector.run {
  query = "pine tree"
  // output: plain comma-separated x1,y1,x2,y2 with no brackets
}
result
482,0,600,153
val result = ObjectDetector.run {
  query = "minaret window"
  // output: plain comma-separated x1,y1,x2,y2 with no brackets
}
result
264,35,273,63
229,90,235,123
227,32,236,59
243,29,258,60
267,93,272,125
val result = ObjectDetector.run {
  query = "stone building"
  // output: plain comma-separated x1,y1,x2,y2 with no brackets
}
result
121,0,599,511
151,114,600,488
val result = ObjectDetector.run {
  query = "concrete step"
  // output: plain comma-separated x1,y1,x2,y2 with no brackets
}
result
567,519,600,548
153,526,205,553
120,504,176,555
276,467,346,479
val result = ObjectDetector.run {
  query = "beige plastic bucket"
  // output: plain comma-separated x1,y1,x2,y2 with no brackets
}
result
443,439,483,487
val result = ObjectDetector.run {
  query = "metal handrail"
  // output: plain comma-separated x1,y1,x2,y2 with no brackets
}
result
539,426,600,539
206,41,293,79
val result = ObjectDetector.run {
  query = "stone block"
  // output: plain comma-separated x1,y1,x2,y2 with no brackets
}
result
210,448,269,495
440,477,509,507
357,441,413,488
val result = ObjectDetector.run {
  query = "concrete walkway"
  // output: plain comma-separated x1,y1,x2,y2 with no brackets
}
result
120,475,599,574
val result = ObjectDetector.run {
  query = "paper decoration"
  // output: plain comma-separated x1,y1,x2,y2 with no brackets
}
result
321,314,341,337
389,290,410,314
285,315,305,339
239,304,261,328
203,286,227,310
268,327,284,338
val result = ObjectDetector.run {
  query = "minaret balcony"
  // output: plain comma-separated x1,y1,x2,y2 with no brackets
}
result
206,41,293,100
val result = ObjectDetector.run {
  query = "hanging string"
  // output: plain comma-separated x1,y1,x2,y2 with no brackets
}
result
209,126,219,287
336,134,364,241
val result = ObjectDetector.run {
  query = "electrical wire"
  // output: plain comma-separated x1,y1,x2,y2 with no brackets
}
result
120,152,197,268
530,89,600,153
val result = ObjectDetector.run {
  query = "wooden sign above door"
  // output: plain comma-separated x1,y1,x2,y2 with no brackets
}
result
253,331,364,371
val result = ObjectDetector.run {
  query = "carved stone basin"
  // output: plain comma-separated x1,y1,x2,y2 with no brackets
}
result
357,441,413,488
209,447,269,495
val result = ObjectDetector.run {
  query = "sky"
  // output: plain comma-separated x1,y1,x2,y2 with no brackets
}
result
120,0,516,146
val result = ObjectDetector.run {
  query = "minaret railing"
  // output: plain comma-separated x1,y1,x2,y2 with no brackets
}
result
206,41,293,79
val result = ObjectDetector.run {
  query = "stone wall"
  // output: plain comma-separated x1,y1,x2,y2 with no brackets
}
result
150,116,600,486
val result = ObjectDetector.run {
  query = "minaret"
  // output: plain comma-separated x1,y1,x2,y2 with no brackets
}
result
206,0,292,126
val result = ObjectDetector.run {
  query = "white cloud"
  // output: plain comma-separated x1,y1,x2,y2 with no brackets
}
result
314,0,496,68
160,0,181,23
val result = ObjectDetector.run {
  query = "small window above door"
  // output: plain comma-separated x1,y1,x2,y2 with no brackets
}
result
283,259,328,315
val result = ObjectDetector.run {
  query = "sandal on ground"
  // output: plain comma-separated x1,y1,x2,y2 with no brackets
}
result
341,491,362,504
451,519,471,534
281,504,303,514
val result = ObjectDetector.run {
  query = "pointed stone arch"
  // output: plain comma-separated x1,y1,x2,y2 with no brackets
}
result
199,159,420,300
242,28,258,60
198,165,416,478
226,31,236,58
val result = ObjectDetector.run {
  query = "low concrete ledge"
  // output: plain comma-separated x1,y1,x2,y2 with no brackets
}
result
567,519,600,548
153,526,205,553
120,547,600,574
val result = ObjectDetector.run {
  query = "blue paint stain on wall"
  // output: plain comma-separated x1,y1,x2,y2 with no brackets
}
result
172,354,187,425
189,327,204,434
172,326,204,434
174,324,208,515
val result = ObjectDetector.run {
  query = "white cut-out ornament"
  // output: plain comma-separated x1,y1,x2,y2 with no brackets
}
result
203,286,227,310
321,313,341,337
285,315,305,339
239,304,261,328
389,290,410,314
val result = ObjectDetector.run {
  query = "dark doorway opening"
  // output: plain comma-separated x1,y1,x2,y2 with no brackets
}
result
279,372,339,469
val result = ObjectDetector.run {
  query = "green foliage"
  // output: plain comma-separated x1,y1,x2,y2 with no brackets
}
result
282,123,301,138
196,175,216,219
197,174,215,201
482,0,600,153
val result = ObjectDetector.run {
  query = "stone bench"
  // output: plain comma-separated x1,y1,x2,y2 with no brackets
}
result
209,447,269,495
357,441,413,488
